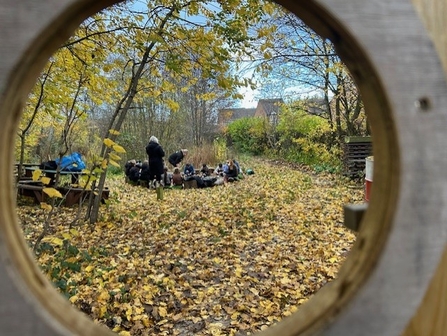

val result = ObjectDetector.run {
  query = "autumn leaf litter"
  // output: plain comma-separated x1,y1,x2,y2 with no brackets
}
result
18,160,363,335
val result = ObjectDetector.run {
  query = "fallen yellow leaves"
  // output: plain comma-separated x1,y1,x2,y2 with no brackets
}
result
18,158,363,335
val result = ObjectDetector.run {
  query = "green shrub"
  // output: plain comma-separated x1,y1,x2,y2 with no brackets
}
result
227,117,269,155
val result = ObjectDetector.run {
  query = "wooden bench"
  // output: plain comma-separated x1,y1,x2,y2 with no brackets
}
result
17,183,110,207
17,182,46,204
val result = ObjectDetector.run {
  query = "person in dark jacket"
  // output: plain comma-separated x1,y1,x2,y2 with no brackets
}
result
145,136,165,186
139,160,151,187
200,163,210,177
168,149,188,168
162,167,172,187
183,163,195,177
125,159,136,178
128,162,141,183
224,159,239,183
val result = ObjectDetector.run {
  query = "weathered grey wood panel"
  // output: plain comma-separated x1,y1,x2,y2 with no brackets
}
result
1,0,446,335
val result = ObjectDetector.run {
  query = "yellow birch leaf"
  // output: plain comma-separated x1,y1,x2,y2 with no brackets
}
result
69,295,78,303
112,144,126,153
109,159,120,168
49,237,64,246
41,176,52,185
280,276,291,285
103,138,115,147
43,187,62,198
109,129,120,135
69,229,79,236
101,159,108,169
99,306,107,318
126,307,133,320
62,233,71,240
109,152,121,161
32,169,42,181
93,167,104,174
159,306,167,317
166,99,180,111
142,316,151,327
98,290,110,301
40,202,52,211
249,288,259,296
234,267,242,277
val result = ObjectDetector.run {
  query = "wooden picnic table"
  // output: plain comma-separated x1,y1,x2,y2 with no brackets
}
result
25,167,86,186
14,163,40,178
17,181,110,207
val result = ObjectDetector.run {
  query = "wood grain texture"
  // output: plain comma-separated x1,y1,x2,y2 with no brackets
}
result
403,2,447,335
0,0,446,335
403,245,447,336
412,0,447,76
0,1,116,335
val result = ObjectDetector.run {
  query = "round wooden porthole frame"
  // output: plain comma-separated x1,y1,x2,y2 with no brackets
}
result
1,0,446,335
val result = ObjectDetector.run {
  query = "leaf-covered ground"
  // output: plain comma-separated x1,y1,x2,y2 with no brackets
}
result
18,159,364,335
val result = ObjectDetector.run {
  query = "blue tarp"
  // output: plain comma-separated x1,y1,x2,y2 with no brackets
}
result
54,152,86,172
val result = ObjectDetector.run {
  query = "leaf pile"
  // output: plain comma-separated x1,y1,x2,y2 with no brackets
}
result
18,160,364,335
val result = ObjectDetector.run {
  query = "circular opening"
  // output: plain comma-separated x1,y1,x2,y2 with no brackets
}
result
2,0,397,335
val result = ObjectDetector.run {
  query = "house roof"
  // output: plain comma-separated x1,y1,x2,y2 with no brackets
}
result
304,97,326,115
257,99,284,116
225,108,256,119
218,107,256,125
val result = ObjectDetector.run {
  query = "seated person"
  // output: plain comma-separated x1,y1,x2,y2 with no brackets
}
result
224,159,239,182
214,163,224,177
189,175,206,188
128,162,141,183
139,160,151,187
183,163,195,178
214,176,225,185
202,175,218,187
200,163,211,177
232,158,242,174
171,168,183,186
125,159,136,178
162,166,172,187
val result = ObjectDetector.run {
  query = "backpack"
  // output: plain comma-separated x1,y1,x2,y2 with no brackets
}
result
39,160,57,170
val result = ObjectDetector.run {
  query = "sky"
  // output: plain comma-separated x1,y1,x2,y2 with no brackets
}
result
239,87,258,108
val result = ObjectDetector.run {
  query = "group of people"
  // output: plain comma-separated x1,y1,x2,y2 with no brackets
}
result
124,136,188,188
124,135,246,189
